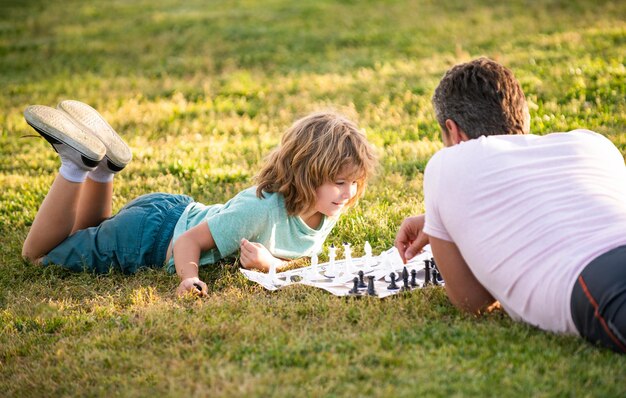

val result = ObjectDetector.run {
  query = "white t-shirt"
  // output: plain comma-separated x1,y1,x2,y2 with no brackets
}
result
423,130,626,334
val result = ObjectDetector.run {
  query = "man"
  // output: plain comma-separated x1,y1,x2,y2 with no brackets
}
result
395,58,626,353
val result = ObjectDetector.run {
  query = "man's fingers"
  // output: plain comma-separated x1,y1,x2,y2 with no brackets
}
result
405,233,429,260
395,239,409,264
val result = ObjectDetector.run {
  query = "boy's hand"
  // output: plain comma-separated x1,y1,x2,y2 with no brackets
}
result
240,238,283,272
176,277,208,297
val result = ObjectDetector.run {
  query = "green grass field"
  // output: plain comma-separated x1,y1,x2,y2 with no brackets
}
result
1,0,625,396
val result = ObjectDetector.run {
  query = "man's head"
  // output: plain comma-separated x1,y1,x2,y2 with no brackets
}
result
432,58,530,144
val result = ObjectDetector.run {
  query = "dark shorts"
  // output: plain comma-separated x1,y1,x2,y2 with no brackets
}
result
43,193,193,274
570,245,626,353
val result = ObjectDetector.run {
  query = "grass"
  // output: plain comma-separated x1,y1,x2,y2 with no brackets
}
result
1,0,625,396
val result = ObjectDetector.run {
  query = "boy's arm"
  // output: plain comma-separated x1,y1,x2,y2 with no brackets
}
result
174,222,215,296
429,236,496,314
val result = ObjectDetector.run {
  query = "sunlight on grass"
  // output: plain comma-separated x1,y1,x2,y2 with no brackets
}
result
1,0,625,396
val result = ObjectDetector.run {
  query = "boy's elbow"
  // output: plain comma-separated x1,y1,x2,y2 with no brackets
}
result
21,246,43,264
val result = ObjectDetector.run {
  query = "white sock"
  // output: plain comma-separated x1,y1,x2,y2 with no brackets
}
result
59,162,89,183
88,159,115,183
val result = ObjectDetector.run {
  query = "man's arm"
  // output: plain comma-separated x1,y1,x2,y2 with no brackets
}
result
429,236,496,314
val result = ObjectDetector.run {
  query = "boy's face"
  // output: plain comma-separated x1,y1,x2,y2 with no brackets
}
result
314,166,359,217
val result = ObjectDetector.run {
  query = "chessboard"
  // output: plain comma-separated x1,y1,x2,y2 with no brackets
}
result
240,243,444,298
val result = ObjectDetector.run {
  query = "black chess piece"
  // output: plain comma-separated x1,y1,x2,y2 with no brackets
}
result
349,277,360,294
387,273,399,290
358,270,367,288
193,283,203,292
424,259,431,286
431,257,440,273
401,267,410,291
410,269,418,287
432,269,439,286
367,275,377,296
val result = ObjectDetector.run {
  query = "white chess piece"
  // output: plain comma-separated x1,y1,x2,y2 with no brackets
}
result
363,241,372,268
325,244,337,278
269,258,278,284
343,242,353,274
267,224,281,285
304,251,320,281
382,251,398,283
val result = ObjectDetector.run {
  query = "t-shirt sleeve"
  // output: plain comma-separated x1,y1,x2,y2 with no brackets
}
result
206,192,269,258
423,152,453,242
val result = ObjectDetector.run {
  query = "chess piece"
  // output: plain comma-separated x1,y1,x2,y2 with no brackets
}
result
432,269,439,286
366,275,377,296
325,244,337,278
363,241,372,267
383,253,398,283
424,259,431,286
358,270,367,288
410,269,418,287
431,257,440,275
387,273,399,290
305,251,320,280
343,242,353,274
269,258,278,284
401,268,410,291
349,277,360,294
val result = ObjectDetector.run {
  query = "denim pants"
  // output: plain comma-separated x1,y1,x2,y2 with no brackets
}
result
43,193,193,274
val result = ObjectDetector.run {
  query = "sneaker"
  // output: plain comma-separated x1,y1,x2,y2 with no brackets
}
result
24,105,106,168
57,100,132,172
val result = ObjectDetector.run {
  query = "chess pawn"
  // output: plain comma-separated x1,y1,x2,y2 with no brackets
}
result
410,269,419,287
268,259,280,285
343,242,353,274
366,275,377,296
349,277,360,295
363,241,372,268
311,252,319,273
357,270,367,288
325,244,337,278
387,273,399,290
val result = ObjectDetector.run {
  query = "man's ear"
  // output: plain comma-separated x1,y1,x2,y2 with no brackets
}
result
444,119,470,144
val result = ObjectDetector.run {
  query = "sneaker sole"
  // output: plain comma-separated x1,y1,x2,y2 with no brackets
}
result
24,105,106,166
57,100,132,171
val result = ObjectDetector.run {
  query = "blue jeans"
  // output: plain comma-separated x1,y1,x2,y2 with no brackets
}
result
43,193,193,274
571,245,626,353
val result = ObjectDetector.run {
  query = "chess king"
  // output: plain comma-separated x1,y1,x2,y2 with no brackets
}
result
394,58,626,353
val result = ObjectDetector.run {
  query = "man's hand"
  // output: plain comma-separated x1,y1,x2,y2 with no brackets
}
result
394,214,430,263
176,277,208,297
240,238,283,271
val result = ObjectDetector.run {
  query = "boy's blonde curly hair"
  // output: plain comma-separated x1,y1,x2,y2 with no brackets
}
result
255,111,377,216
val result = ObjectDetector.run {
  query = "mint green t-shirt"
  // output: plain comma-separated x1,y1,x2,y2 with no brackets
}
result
166,186,337,274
